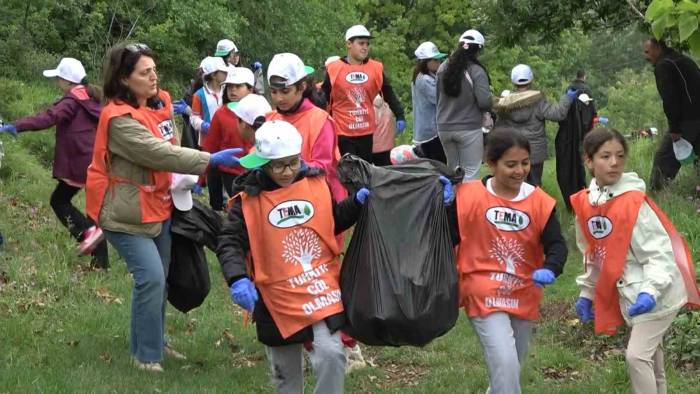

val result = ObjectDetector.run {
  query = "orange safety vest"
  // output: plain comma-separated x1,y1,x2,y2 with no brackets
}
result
570,189,700,335
85,91,177,224
455,181,556,321
241,176,343,339
267,107,339,162
326,59,383,137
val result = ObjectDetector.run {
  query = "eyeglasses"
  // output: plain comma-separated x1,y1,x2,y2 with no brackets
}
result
267,158,301,174
125,43,150,53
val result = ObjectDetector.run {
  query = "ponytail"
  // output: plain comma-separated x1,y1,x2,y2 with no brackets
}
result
80,76,103,102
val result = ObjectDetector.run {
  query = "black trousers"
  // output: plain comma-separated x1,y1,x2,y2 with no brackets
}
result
207,168,238,211
418,136,447,164
50,180,109,268
338,134,374,163
527,163,544,187
372,151,392,166
650,133,700,191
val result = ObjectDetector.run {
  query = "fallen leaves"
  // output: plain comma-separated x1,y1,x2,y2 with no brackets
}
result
95,287,123,305
540,366,582,381
215,329,240,353
99,352,112,364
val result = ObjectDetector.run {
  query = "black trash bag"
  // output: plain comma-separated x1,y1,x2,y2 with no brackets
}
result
168,200,222,313
337,154,460,347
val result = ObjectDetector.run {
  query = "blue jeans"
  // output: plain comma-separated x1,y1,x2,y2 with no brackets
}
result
104,220,171,363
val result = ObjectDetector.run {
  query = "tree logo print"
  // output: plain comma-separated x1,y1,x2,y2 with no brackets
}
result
586,245,607,269
282,228,322,272
348,87,367,108
490,237,525,274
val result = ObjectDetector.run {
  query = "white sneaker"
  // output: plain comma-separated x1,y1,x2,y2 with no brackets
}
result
345,344,367,374
134,360,164,373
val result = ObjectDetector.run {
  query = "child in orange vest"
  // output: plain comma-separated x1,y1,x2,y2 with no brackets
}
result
450,127,567,393
217,120,369,393
571,127,700,394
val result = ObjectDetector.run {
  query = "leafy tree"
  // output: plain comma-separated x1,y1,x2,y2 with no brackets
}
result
645,0,700,55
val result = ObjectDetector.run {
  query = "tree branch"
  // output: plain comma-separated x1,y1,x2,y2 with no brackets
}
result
626,0,645,20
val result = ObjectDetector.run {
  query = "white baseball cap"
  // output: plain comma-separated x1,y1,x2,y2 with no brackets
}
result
414,41,447,60
267,53,308,88
170,173,199,211
459,29,485,47
43,58,86,84
324,55,340,66
231,94,272,126
345,25,372,41
578,93,594,104
239,120,302,168
225,66,255,86
200,56,228,76
511,64,533,85
215,39,238,56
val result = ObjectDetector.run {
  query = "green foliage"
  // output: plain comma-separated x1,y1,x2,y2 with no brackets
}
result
667,310,700,368
599,68,667,133
646,0,700,55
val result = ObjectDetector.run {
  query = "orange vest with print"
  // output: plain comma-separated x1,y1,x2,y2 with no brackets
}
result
455,181,556,321
85,91,176,224
570,189,700,335
326,59,383,137
267,107,340,162
241,176,343,339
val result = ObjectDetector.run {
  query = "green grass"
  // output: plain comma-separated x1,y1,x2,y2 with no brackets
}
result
1,87,699,392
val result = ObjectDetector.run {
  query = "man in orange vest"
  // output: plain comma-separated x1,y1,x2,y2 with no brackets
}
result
217,120,369,393
322,24,406,163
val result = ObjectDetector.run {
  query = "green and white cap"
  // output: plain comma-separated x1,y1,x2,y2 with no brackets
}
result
215,39,238,56
267,53,309,88
240,120,302,169
414,42,447,60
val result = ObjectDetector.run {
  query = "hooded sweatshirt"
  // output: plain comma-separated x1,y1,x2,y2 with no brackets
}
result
575,172,687,325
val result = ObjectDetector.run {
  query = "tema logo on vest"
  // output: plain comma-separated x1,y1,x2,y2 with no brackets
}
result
269,200,315,228
586,216,613,239
485,207,530,231
158,120,175,141
345,72,369,84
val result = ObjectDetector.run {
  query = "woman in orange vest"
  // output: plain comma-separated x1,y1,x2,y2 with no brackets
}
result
85,43,243,372
571,128,700,394
449,127,567,393
217,120,368,393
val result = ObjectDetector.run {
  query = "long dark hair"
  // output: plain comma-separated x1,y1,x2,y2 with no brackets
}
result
442,45,488,97
412,59,431,83
103,43,160,108
77,76,102,102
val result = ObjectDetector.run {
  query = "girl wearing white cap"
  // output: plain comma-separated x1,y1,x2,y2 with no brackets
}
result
412,41,448,163
201,67,257,211
190,56,228,145
231,93,272,146
215,39,240,67
492,64,577,186
0,57,109,268
217,120,369,393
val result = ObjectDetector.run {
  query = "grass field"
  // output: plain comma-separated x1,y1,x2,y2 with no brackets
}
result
1,82,699,393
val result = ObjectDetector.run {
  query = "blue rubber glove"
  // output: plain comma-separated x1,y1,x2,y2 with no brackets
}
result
566,88,579,99
575,297,594,323
0,124,17,138
597,116,609,125
355,188,370,205
191,184,203,196
532,268,556,287
252,61,263,71
173,100,190,115
229,278,258,313
210,148,243,168
201,122,211,134
438,176,454,204
395,120,406,135
628,292,656,316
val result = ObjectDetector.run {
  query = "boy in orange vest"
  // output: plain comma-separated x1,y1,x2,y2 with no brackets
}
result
216,120,369,393
571,128,700,394
321,24,405,163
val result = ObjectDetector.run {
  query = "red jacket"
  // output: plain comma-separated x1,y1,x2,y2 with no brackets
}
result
201,106,251,175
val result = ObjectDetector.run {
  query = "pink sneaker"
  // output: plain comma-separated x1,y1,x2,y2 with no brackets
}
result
79,226,104,255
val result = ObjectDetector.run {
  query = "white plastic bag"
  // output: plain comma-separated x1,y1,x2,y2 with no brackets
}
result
672,138,697,165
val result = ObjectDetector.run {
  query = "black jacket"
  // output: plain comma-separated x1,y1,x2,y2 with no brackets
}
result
321,56,405,121
216,164,362,346
446,177,568,276
654,49,700,135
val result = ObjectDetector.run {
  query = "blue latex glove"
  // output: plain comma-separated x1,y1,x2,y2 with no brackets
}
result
532,268,556,287
575,297,594,323
252,61,263,71
173,100,190,115
566,88,579,99
395,119,406,135
628,292,656,316
597,116,609,125
438,176,454,204
210,148,243,168
201,122,211,134
191,184,204,196
229,278,258,313
0,124,17,138
355,187,370,205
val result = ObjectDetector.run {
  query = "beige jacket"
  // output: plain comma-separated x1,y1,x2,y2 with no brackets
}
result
575,172,687,325
98,115,210,237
